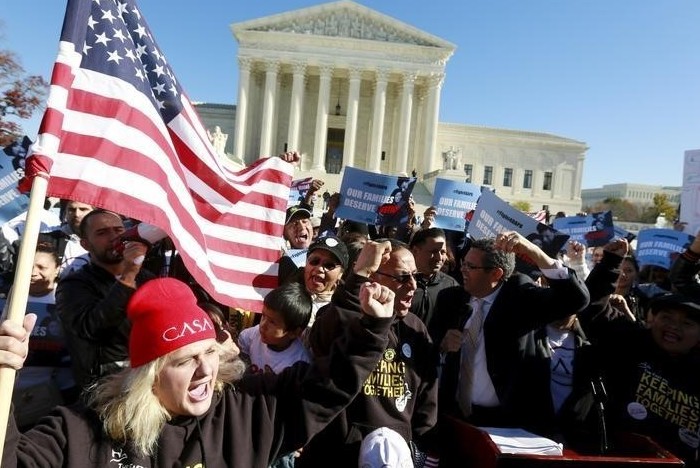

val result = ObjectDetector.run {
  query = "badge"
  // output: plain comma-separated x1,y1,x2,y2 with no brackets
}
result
627,402,647,420
402,343,412,358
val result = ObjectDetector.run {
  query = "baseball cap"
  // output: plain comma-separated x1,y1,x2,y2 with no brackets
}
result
359,427,413,468
308,235,349,270
285,205,312,224
649,293,700,322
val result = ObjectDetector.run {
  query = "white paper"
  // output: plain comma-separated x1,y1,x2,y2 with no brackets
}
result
479,427,564,456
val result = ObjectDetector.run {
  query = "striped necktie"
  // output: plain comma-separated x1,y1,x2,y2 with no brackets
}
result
457,298,484,417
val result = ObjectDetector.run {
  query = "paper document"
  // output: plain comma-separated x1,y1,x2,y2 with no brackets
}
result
479,427,564,456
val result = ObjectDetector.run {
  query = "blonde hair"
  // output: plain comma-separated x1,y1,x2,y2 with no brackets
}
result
88,342,246,456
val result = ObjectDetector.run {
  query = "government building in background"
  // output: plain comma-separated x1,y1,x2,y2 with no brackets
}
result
581,183,681,209
195,0,588,216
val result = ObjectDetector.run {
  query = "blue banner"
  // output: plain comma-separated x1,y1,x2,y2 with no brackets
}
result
430,178,481,232
0,137,32,226
468,189,569,259
288,177,313,207
636,228,694,269
283,248,307,269
335,167,416,226
613,225,636,243
552,211,614,247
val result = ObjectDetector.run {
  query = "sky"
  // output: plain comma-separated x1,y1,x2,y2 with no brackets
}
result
2,1,699,190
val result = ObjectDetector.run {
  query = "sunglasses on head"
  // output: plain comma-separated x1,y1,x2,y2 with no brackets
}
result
307,256,340,270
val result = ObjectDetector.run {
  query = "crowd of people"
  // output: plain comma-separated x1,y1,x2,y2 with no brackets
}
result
0,153,698,467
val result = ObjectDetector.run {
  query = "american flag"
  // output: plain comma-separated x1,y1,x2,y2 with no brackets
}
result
528,210,548,223
23,0,293,311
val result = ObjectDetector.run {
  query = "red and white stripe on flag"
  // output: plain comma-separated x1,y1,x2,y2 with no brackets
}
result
24,0,292,312
529,210,548,223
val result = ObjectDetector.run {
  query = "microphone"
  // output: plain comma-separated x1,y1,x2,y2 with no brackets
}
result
112,223,168,264
590,377,609,454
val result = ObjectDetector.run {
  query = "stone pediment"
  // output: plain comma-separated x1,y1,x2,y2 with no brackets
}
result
233,0,455,50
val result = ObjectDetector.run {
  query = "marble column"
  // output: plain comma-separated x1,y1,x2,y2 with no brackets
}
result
422,73,444,176
259,60,280,158
312,65,333,172
574,153,585,199
395,72,416,176
233,57,252,163
343,67,362,169
287,62,306,153
368,69,389,173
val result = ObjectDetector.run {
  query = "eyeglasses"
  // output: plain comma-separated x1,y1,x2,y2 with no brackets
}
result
461,262,492,271
375,270,418,284
308,257,340,270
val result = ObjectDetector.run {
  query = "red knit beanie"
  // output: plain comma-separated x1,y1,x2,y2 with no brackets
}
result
128,278,216,368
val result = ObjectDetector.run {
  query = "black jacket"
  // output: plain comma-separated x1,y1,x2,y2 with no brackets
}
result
3,313,392,468
430,269,590,426
56,262,154,389
410,271,459,328
301,272,439,467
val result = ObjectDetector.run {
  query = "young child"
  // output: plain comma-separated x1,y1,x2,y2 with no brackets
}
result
237,281,312,375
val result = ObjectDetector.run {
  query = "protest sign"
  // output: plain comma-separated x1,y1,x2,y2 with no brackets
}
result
0,137,32,226
552,211,614,247
613,225,636,243
468,189,569,259
430,178,481,232
680,149,700,235
636,228,693,270
335,167,416,226
282,248,307,269
288,177,313,207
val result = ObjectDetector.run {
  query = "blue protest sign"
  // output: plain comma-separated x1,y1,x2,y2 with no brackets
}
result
335,167,416,226
288,177,313,207
430,178,481,232
468,189,569,259
636,228,693,269
0,137,32,226
613,225,636,243
552,211,614,247
283,248,307,269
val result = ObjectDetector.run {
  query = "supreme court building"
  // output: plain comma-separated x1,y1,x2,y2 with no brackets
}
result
195,0,588,215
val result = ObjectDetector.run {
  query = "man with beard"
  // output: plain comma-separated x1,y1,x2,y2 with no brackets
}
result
57,199,94,278
409,227,460,328
57,209,154,391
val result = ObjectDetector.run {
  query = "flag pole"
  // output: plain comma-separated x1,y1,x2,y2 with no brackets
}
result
0,175,49,461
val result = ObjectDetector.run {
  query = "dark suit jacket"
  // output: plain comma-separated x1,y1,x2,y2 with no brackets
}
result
430,269,590,426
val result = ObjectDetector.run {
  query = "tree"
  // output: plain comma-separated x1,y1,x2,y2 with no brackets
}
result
0,49,48,147
640,193,677,224
511,200,531,212
584,197,640,222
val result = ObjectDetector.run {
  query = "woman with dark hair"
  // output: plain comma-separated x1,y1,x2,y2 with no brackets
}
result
612,255,647,322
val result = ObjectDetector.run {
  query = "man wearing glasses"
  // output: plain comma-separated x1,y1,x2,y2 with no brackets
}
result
301,239,439,467
430,231,590,430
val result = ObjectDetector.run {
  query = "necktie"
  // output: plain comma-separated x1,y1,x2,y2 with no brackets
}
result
457,298,484,418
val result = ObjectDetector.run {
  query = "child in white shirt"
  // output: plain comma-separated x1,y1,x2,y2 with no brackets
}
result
238,281,312,374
